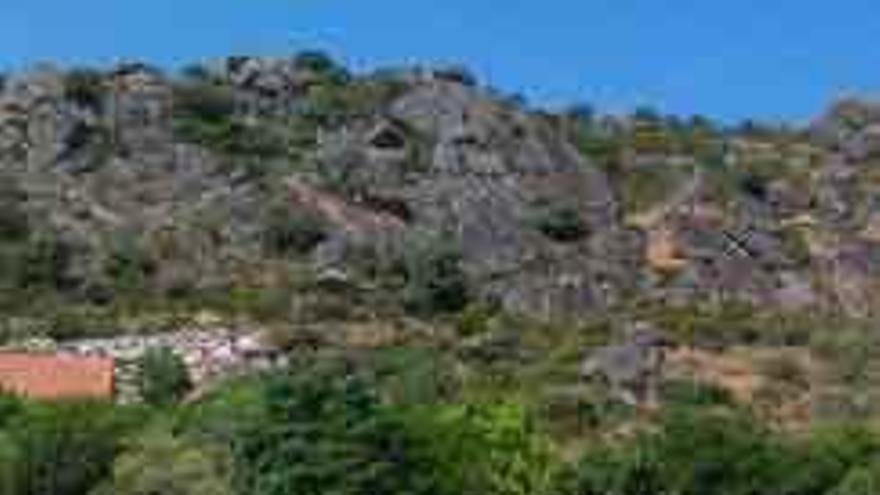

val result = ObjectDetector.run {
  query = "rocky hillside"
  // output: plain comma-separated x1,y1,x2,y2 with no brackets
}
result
2,53,880,339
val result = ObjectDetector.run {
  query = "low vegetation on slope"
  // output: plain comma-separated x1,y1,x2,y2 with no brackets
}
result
4,344,880,495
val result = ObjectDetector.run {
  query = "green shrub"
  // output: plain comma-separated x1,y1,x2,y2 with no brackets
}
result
780,226,812,267
262,207,328,256
138,347,192,406
171,77,294,158
759,354,809,390
301,78,408,127
363,346,459,405
528,201,589,242
294,50,350,83
563,409,789,495
0,233,78,303
173,80,235,124
403,237,470,315
43,305,119,341
617,164,689,214
63,68,105,109
0,394,23,428
404,402,558,495
0,178,29,241
455,303,496,337
103,237,156,295
433,65,478,86
179,63,214,82
829,466,880,495
811,326,877,386
661,379,734,408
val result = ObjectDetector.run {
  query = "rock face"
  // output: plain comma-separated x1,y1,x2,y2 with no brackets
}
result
580,322,672,407
317,76,629,318
105,64,174,155
4,56,880,323
0,67,80,170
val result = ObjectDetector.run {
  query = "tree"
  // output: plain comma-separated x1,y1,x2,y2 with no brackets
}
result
230,358,434,495
1,401,143,495
138,347,192,406
404,402,558,495
92,428,233,495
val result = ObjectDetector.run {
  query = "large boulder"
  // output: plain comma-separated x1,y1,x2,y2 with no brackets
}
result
580,322,673,407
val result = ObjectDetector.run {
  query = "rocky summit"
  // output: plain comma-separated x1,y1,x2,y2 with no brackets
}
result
2,53,880,337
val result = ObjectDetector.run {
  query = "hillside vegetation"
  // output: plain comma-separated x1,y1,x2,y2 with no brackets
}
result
3,52,880,493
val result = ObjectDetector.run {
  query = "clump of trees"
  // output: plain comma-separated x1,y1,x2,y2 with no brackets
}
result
3,346,880,495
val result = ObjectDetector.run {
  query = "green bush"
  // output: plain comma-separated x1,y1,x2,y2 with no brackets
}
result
617,164,689,214
0,233,78,306
301,78,408,127
558,409,880,495
562,409,787,495
661,379,734,408
363,346,459,405
262,207,328,256
171,77,294,158
829,466,880,495
0,178,29,241
403,237,470,315
103,237,156,295
455,303,496,337
294,50,350,84
63,68,105,109
138,347,192,406
528,201,589,242
173,80,235,125
404,402,558,495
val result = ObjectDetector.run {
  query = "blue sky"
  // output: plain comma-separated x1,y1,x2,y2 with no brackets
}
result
2,0,879,122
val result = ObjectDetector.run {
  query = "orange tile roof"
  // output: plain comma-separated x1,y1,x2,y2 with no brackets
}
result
0,353,115,400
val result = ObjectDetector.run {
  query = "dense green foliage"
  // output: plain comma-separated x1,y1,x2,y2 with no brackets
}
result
138,347,192,406
93,427,233,495
403,237,471,315
0,399,147,495
262,205,329,256
4,349,880,495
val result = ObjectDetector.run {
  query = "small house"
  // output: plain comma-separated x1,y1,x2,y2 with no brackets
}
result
0,352,115,400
